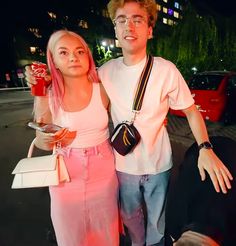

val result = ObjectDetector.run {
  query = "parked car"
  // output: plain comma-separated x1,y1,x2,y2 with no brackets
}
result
169,71,236,124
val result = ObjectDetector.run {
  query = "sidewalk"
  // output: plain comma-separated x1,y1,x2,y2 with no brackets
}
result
0,89,32,104
1,90,235,144
1,91,236,246
0,91,33,128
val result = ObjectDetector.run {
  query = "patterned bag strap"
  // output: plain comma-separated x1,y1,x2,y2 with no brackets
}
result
131,54,154,122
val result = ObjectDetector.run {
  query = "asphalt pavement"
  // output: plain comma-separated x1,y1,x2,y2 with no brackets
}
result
0,90,54,246
0,90,236,246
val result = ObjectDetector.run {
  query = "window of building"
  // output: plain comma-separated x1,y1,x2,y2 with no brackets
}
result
163,18,167,24
28,28,42,38
174,11,179,18
48,12,57,19
168,8,174,15
163,7,168,13
168,19,174,26
102,9,109,18
79,20,88,29
156,4,161,11
174,2,179,9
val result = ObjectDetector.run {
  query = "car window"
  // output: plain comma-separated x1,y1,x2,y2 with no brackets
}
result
188,75,224,90
228,76,236,89
226,75,236,95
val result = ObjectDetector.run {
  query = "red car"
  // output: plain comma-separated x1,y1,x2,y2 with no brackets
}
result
169,71,236,123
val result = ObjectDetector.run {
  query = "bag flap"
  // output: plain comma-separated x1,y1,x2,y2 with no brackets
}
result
12,155,57,174
111,123,138,142
110,124,125,142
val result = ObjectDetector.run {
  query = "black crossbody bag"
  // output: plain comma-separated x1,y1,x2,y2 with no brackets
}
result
110,55,154,156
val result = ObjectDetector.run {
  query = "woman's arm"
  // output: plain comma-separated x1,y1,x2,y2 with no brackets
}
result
33,95,52,123
99,83,110,110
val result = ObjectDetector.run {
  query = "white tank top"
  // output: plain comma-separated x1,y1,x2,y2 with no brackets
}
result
53,83,109,148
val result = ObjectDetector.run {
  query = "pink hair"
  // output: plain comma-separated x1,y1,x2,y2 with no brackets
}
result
46,30,99,116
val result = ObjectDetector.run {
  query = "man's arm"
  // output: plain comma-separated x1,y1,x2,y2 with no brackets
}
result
182,104,233,193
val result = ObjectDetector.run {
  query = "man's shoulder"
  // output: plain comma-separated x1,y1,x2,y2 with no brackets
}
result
98,57,122,72
153,56,176,69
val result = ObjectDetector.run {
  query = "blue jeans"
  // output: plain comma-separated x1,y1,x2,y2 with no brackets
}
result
117,170,170,246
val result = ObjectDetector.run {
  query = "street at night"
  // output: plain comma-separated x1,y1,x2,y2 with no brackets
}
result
1,90,236,245
0,0,235,245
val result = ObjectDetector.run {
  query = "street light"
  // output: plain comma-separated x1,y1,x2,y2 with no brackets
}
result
191,66,198,74
101,41,107,47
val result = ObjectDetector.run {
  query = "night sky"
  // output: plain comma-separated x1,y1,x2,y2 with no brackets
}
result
0,0,235,72
1,0,235,28
2,0,236,19
191,0,235,17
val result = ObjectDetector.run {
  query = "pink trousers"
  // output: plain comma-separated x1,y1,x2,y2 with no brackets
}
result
49,140,119,246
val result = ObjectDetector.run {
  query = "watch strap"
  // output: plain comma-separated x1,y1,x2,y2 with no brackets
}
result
198,141,213,150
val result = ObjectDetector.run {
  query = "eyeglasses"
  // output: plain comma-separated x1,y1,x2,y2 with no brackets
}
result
113,16,147,28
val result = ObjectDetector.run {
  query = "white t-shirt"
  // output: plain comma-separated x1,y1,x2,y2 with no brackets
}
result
98,56,194,175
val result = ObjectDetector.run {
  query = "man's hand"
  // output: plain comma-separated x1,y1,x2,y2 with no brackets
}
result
198,149,233,194
183,105,233,194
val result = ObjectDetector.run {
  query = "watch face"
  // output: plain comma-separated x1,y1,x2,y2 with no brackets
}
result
204,142,212,148
199,141,213,150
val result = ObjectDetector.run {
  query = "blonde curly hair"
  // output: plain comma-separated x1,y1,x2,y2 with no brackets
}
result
107,0,158,28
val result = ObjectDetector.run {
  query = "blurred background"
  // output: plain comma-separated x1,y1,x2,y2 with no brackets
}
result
0,0,235,88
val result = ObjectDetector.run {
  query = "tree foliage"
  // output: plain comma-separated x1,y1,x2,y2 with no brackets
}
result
93,44,113,67
155,5,236,79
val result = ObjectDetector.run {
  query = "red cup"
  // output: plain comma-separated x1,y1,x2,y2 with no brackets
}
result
30,62,47,96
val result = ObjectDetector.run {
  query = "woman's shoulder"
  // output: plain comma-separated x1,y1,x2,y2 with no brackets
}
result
97,83,109,109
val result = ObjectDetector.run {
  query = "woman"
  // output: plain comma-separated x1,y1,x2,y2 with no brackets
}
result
31,30,119,246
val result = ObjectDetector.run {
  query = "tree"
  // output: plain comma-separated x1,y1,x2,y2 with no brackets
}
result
93,43,114,67
218,16,236,71
156,5,220,79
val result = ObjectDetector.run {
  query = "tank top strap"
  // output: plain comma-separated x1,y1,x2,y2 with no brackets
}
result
90,83,103,109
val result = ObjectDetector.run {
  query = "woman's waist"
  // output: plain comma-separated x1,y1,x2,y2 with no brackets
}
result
57,138,112,157
69,130,109,148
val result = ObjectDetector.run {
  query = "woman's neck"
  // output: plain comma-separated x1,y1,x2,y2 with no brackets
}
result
62,75,93,112
63,75,91,93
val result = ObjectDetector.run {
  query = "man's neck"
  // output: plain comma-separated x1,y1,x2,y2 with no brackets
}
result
122,52,147,66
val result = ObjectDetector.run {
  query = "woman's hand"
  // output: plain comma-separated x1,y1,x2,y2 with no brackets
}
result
53,128,77,147
24,65,52,88
34,128,76,151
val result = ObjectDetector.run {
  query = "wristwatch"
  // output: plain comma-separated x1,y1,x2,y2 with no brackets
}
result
198,141,213,150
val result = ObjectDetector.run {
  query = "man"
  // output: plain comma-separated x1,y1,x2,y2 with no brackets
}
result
165,136,236,246
98,0,233,245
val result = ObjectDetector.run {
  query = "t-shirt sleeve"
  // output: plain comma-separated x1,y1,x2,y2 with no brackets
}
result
168,66,195,110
